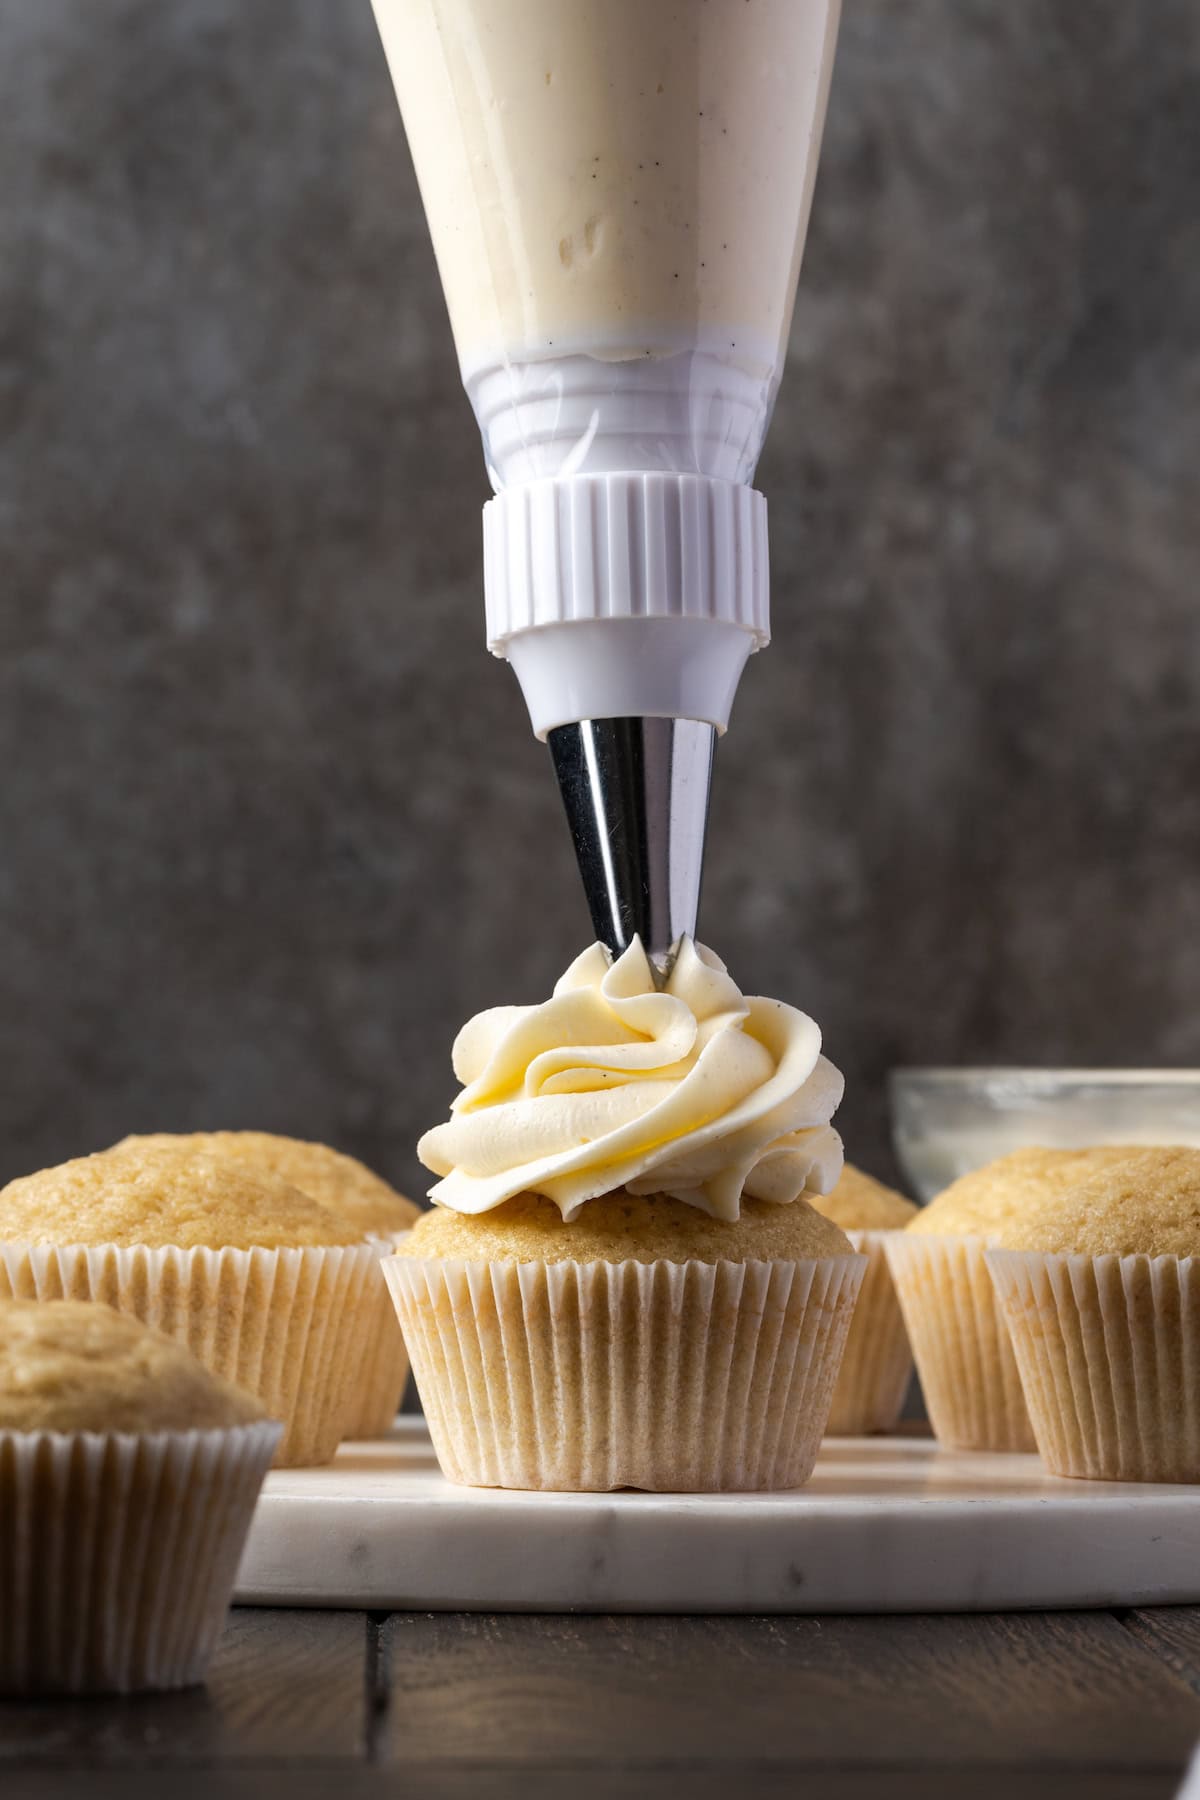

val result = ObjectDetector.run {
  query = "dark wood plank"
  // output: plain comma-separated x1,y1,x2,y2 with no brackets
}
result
3,1608,1196,1800
1123,1607,1200,1696
0,1610,367,1765
378,1612,1200,1771
0,1767,1182,1800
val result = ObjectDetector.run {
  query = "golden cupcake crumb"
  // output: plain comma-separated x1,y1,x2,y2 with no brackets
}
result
0,1145,360,1250
395,1188,853,1266
0,1299,266,1434
116,1131,419,1239
908,1146,1144,1244
810,1164,916,1232
993,1146,1200,1256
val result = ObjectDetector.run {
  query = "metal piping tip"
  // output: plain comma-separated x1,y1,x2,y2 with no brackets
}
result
547,717,716,980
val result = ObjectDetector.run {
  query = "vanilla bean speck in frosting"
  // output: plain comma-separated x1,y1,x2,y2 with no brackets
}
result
417,938,844,1223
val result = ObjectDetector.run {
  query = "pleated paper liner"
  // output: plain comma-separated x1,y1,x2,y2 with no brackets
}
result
384,1252,865,1492
0,1242,378,1466
884,1233,1036,1452
986,1248,1200,1482
0,1418,280,1695
825,1229,913,1435
344,1233,412,1439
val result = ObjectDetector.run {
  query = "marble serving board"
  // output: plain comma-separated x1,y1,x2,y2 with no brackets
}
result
235,1416,1200,1614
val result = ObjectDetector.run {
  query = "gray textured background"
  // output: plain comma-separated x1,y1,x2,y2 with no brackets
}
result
1,0,1196,1198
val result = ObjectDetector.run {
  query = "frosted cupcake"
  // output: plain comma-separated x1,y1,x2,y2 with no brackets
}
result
0,1299,279,1694
116,1132,420,1439
809,1165,916,1435
0,1144,377,1465
385,938,864,1492
986,1147,1200,1482
885,1147,1138,1452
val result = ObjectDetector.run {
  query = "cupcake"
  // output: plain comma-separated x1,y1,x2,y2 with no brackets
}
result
885,1147,1139,1452
985,1146,1200,1482
0,1299,279,1694
0,1144,377,1465
116,1133,420,1439
384,937,864,1492
809,1164,916,1434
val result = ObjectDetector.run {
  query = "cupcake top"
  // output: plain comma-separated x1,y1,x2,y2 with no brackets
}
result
810,1164,917,1232
114,1131,419,1239
908,1146,1145,1245
417,937,844,1224
395,1187,854,1266
0,1299,267,1434
0,1145,362,1250
992,1146,1200,1256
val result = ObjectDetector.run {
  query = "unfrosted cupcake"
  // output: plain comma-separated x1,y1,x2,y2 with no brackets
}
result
0,1299,279,1694
885,1147,1139,1452
385,938,864,1492
0,1145,377,1465
809,1164,916,1434
116,1132,420,1439
986,1147,1200,1482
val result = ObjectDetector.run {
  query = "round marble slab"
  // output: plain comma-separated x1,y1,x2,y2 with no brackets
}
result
235,1417,1200,1613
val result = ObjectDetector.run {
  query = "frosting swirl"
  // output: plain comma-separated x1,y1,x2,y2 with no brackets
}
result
418,938,843,1222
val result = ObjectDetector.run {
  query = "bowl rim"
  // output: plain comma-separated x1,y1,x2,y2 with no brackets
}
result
889,1066,1200,1088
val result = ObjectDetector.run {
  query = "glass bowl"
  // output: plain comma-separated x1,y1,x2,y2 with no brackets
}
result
889,1068,1200,1204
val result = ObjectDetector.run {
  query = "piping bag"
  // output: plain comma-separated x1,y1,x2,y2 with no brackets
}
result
372,0,841,975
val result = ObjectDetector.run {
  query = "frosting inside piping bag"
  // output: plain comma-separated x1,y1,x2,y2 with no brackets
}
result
418,938,844,1223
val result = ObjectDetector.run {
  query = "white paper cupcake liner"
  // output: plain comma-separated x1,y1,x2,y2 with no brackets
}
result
824,1230,914,1436
0,1418,280,1695
384,1252,864,1492
0,1242,378,1467
884,1233,1035,1452
986,1249,1200,1482
339,1230,412,1441
344,1261,411,1439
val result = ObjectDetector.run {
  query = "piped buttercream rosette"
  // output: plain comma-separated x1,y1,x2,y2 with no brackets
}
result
418,938,843,1222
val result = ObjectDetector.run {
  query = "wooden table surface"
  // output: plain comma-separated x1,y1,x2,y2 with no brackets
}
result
3,1604,1200,1799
